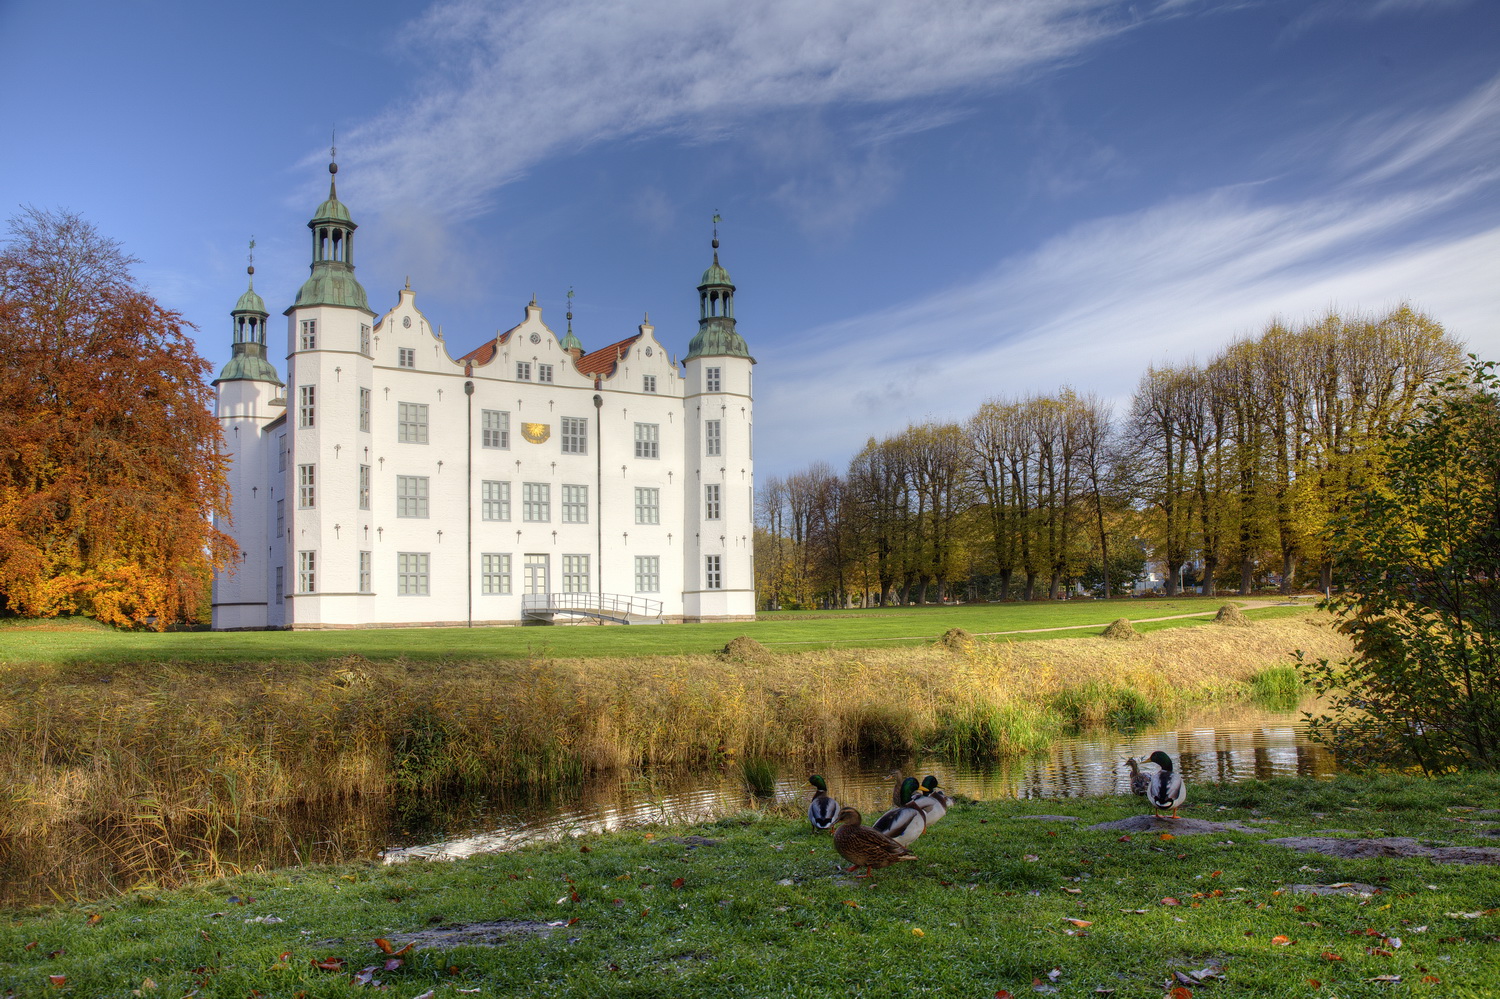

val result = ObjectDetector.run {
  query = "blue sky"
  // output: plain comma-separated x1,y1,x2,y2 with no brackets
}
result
3,0,1497,479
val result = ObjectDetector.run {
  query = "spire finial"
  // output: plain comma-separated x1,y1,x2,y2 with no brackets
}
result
328,128,339,198
247,236,256,282
711,211,722,262
405,275,410,291
566,286,574,330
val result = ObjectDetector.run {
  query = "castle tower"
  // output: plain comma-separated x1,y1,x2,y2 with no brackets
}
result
211,248,284,629
681,221,756,621
280,155,377,626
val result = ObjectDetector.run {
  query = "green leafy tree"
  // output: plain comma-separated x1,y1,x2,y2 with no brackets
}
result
1305,357,1500,771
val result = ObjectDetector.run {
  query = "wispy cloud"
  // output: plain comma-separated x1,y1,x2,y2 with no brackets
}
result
338,0,1161,221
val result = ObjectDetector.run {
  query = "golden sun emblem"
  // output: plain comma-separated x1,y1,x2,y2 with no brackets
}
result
521,422,551,444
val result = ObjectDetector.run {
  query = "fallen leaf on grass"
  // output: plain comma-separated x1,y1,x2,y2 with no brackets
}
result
1024,855,1040,862
1307,979,1321,989
1168,987,1191,999
672,877,685,889
1321,952,1344,962
1270,935,1292,946
373,939,414,957
842,900,861,908
86,913,102,925
1160,897,1181,906
1421,975,1441,983
311,957,345,972
1063,887,1082,894
1064,919,1093,927
48,977,66,988
1366,947,1394,957
1160,834,1176,842
912,928,925,937
1120,909,1148,914
995,992,1013,998
411,992,436,999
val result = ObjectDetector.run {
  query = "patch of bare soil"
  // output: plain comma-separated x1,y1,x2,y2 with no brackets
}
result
380,920,567,951
1016,814,1081,822
1289,883,1381,896
1267,836,1500,865
1087,815,1267,835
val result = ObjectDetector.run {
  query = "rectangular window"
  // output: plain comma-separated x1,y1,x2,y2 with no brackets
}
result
276,498,285,537
299,385,315,428
359,551,372,594
634,422,659,459
562,554,590,594
705,419,721,457
635,555,660,594
561,416,587,455
481,409,509,449
399,347,415,368
277,434,288,472
360,324,371,355
359,464,371,510
522,482,550,522
643,375,656,393
562,484,588,524
298,464,315,508
398,402,429,444
397,552,429,596
275,566,284,605
359,387,371,432
482,553,512,595
300,319,316,351
516,361,531,381
705,554,722,590
538,363,553,384
706,366,721,392
482,480,510,521
705,483,721,521
635,487,659,525
397,475,429,518
298,550,316,592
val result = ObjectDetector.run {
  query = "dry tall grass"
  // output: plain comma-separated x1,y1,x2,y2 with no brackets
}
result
0,617,1348,890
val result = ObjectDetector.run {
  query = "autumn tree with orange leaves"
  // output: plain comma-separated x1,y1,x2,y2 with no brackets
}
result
0,207,236,629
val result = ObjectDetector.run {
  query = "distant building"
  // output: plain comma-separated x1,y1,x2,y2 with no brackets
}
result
211,159,756,629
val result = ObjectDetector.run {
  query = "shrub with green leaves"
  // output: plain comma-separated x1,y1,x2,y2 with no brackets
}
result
1306,356,1500,772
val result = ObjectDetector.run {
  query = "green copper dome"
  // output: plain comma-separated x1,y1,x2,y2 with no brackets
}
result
311,194,353,224
234,285,267,315
561,330,583,352
215,348,282,385
289,162,371,313
685,317,752,361
700,260,733,287
292,263,370,311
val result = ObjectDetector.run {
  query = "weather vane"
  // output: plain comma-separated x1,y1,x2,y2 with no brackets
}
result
248,236,255,267
331,128,337,162
712,211,722,238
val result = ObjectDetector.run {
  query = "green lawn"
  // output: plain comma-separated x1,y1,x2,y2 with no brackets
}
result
0,598,1312,665
5,773,1496,997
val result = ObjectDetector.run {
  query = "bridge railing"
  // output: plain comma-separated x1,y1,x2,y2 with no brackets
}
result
521,592,664,622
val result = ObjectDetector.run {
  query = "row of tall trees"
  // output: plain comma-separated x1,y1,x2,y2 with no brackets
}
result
0,208,235,628
756,306,1464,609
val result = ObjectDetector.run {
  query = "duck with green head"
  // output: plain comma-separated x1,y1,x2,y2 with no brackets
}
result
872,775,926,846
807,774,840,831
1146,750,1186,818
910,774,951,824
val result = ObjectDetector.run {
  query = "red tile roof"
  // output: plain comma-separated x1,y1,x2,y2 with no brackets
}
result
576,334,642,378
458,326,517,366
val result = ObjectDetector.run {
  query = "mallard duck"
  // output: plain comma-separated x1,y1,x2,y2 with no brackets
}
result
832,807,917,878
872,776,926,846
910,774,950,825
1125,757,1150,797
891,773,917,807
807,774,840,831
1146,750,1186,818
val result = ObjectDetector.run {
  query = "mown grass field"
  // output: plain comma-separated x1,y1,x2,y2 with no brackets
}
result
0,597,1310,665
4,773,1497,998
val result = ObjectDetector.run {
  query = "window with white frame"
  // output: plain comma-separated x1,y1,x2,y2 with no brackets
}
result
298,464,315,508
482,480,510,521
705,419,721,456
561,416,587,455
299,319,316,350
277,434,288,472
705,554,722,589
398,402,428,444
643,375,656,393
360,324,371,355
706,366,721,392
562,554,590,594
276,498,284,536
298,550,316,592
704,483,721,520
397,475,429,518
539,363,553,384
522,482,550,522
516,361,532,381
635,555,660,593
359,387,371,432
274,566,284,604
562,484,588,523
481,409,509,449
359,464,371,510
299,385,315,428
482,553,511,595
634,487,659,525
359,551,372,593
397,552,429,595
398,347,415,368
634,422,659,459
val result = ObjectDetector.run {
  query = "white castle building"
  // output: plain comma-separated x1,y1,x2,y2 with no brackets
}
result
211,160,756,629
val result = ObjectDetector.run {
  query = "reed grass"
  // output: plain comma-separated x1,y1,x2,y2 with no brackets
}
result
1247,663,1307,710
0,615,1349,899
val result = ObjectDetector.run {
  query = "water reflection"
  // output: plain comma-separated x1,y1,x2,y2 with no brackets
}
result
385,700,1333,863
1,701,1332,906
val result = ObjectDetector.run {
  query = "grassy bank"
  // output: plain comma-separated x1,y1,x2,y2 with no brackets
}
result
4,773,1498,997
0,616,1346,901
0,598,1311,665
